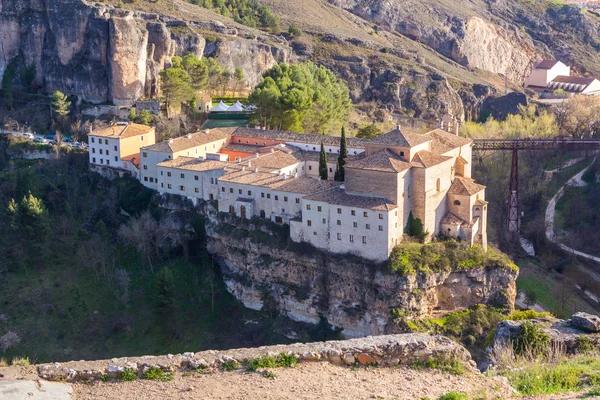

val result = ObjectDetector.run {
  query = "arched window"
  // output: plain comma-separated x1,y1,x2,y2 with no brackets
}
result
454,200,461,206
436,178,441,192
240,205,247,219
260,210,266,218
229,205,235,214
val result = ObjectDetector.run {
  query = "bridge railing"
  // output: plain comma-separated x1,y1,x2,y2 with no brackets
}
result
472,138,600,151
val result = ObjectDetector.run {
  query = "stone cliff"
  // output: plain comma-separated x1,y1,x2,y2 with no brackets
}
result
0,0,290,106
203,212,517,338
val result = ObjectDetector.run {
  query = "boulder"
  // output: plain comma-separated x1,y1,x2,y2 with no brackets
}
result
571,312,600,333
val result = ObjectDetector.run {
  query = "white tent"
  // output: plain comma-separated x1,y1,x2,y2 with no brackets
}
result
211,101,229,112
227,101,245,112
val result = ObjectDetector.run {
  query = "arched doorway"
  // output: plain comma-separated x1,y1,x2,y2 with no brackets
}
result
240,205,247,219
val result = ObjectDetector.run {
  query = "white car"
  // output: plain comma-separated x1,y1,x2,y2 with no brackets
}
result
22,133,34,140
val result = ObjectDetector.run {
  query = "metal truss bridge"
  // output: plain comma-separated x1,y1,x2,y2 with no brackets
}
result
472,138,600,233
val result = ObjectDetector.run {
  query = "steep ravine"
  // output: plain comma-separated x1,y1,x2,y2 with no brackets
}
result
204,215,517,338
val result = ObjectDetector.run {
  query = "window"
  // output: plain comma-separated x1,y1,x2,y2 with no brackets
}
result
282,208,285,213
353,222,358,228
306,204,311,210
318,206,322,212
209,194,214,200
379,213,384,219
309,165,312,171
195,175,199,181
168,184,172,189
149,178,154,183
161,183,164,188
366,224,370,230
180,173,184,179
322,218,326,224
230,188,233,193
91,138,95,143
260,210,266,218
229,206,235,213
100,159,104,164
114,145,117,151
143,165,148,170
99,149,103,155
313,232,317,236
337,208,342,214
337,233,341,240
221,187,225,192
296,198,300,204
239,189,242,194
167,172,172,177
261,193,265,198
329,168,332,172
337,220,341,225
267,194,271,199
161,171,164,176
400,151,404,156
179,185,185,191
351,210,356,216
350,235,354,243
104,139,108,145
92,148,96,154
379,225,383,231
275,195,279,201
363,212,368,217
362,236,367,244
210,178,214,184
454,200,461,206
143,177,148,182
106,150,109,156
275,216,283,224
143,152,147,157
195,188,200,193
307,220,312,227
475,207,480,211
140,136,144,141
107,160,110,165
114,156,118,162
436,178,441,192
248,190,252,196
284,196,288,202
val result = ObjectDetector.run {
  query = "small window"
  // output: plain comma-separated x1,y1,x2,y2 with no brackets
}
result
114,145,117,151
260,210,266,218
351,210,356,216
306,204,311,210
92,157,96,163
475,207,480,211
143,152,147,157
143,177,148,182
195,175,199,181
313,231,317,236
229,205,235,213
100,159,103,164
337,220,341,226
379,213,384,219
140,136,144,141
210,178,214,184
362,236,367,244
107,160,110,165
195,188,200,193
104,139,108,145
436,178,441,192
267,194,271,199
91,138,95,143
400,151,404,157
100,149,103,155
239,189,242,194
161,171,164,176
221,187,225,192
307,220,312,227
161,183,164,188
92,148,96,153
318,206,322,212
143,165,148,170
364,212,368,217
275,195,279,201
296,198,300,204
230,188,233,193
366,224,370,230
309,165,312,171
106,150,109,155
349,235,354,243
168,184,172,189
248,190,252,196
180,173,185,179
337,233,341,240
454,200,461,206
329,168,332,172
353,222,358,228
167,172,171,177
337,208,342,214
322,218,326,224
114,156,118,162
284,196,288,202
261,193,265,198
378,225,383,231
179,185,185,191
210,194,214,200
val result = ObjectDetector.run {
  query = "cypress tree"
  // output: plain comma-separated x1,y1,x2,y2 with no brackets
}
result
335,127,348,182
319,142,328,180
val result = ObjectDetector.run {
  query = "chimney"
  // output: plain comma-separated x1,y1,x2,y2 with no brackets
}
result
396,124,401,131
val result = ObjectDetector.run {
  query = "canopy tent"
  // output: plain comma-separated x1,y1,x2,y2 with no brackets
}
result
227,101,245,112
210,101,230,112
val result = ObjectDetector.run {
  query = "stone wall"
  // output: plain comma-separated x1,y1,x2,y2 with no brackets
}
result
31,333,477,382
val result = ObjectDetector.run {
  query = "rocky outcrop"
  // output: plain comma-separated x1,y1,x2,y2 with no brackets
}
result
0,0,290,106
571,312,600,333
33,333,477,382
204,214,517,338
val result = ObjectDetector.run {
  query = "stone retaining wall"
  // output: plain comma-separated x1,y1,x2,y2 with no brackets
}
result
35,334,476,382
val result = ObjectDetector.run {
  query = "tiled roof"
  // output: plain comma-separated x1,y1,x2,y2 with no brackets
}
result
303,187,398,211
535,60,560,70
448,177,486,196
143,128,236,153
245,150,304,170
91,123,154,139
219,170,338,194
232,127,369,149
549,75,597,92
221,143,264,154
156,157,230,172
441,212,465,226
369,127,431,147
412,150,453,168
427,129,472,154
345,149,410,173
301,150,363,163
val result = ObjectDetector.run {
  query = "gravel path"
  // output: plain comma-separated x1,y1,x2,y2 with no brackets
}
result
73,363,515,400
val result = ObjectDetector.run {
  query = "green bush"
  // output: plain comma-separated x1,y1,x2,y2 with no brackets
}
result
577,335,594,354
508,310,553,321
119,367,137,381
513,321,550,356
410,356,465,375
142,366,173,381
438,392,467,400
221,360,239,371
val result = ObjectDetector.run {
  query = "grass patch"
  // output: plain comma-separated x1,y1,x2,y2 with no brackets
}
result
221,360,239,371
11,356,30,367
388,239,517,276
508,309,552,321
410,356,465,376
437,392,467,400
244,353,298,371
263,370,277,379
119,367,137,382
142,366,173,382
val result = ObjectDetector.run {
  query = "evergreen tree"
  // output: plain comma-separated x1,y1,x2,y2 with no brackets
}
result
128,108,137,121
335,127,347,182
155,267,176,316
319,142,328,180
51,91,71,120
1,57,18,109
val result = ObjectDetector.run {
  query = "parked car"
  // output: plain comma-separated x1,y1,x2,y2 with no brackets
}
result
22,133,34,140
33,137,48,144
44,134,56,140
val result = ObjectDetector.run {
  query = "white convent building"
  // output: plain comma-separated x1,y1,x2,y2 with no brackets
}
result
90,124,488,261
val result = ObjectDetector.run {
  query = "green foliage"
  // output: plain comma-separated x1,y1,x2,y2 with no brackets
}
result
135,109,154,125
129,108,137,121
18,64,36,90
460,105,557,139
437,392,467,400
249,62,351,134
356,124,382,139
404,211,427,241
155,267,176,316
288,25,303,37
142,366,173,381
160,67,193,112
577,335,594,354
1,57,18,109
263,370,277,379
245,353,298,371
410,356,465,375
553,88,569,99
192,0,280,33
319,142,328,180
51,91,71,120
221,360,239,371
11,356,30,367
508,309,552,321
513,321,550,356
334,127,347,182
119,367,137,381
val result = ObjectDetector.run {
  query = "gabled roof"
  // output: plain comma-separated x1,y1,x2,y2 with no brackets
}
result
156,157,230,172
412,150,453,168
441,212,465,226
211,101,229,112
232,127,369,149
448,177,486,196
345,149,411,173
535,60,561,70
370,127,431,147
91,123,154,139
427,129,472,154
245,149,304,170
142,128,236,153
548,75,598,93
303,187,398,211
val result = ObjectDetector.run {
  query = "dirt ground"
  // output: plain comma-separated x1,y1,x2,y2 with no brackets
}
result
73,362,516,400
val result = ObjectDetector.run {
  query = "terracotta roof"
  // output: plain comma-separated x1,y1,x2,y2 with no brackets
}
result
300,151,362,163
91,123,154,139
427,129,472,155
448,177,486,196
219,170,338,194
475,199,488,206
535,60,560,70
369,127,431,147
156,157,230,172
345,149,410,173
412,150,453,168
245,150,304,170
143,128,236,153
441,212,465,226
303,187,398,211
221,143,264,154
232,127,369,149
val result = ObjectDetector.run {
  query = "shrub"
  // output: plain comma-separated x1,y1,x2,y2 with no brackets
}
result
11,356,30,367
263,370,277,379
245,353,297,371
577,335,594,354
142,366,173,381
119,367,137,381
0,358,8,367
508,310,552,321
513,321,550,356
221,360,239,371
410,356,465,376
438,392,467,400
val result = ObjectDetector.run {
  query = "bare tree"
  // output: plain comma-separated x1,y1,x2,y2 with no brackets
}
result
118,211,159,272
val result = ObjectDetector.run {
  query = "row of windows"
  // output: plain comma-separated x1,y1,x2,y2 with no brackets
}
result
92,148,110,155
220,186,300,203
307,219,384,231
314,232,368,243
306,204,385,219
92,158,112,165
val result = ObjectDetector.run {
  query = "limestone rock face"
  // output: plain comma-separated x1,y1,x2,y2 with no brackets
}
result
205,216,517,338
571,312,600,333
0,0,290,106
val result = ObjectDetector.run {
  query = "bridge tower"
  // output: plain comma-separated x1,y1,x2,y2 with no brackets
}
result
506,149,519,232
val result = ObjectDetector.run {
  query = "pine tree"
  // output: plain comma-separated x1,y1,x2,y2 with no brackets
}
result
156,267,175,316
335,127,347,182
51,91,71,120
319,142,328,180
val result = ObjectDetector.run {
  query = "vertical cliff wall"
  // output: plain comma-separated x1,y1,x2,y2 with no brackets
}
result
0,0,290,106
